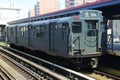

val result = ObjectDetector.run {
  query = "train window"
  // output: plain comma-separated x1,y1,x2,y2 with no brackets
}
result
40,25,44,38
21,27,26,37
36,26,40,38
44,24,48,38
28,25,32,30
45,25,48,31
87,23,96,29
25,27,28,31
21,27,23,37
62,24,67,32
86,21,97,36
36,25,44,38
62,23,69,33
55,25,58,30
58,24,62,28
72,22,82,33
10,28,14,35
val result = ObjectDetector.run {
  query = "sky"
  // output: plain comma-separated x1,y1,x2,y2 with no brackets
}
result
0,0,65,18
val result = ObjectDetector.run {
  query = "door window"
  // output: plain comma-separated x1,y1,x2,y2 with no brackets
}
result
62,23,69,41
86,21,98,36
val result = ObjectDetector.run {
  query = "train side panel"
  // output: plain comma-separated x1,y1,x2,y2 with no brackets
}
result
47,22,69,57
14,25,28,47
29,20,70,57
32,23,50,51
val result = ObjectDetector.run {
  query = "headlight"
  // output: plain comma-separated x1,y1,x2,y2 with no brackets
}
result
84,12,89,18
90,12,97,17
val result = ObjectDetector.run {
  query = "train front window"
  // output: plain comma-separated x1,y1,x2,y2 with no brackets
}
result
86,21,98,36
72,22,82,33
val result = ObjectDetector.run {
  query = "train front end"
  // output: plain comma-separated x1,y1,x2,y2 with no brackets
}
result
69,10,103,68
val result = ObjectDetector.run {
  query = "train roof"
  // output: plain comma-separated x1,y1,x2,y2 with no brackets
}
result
8,0,110,25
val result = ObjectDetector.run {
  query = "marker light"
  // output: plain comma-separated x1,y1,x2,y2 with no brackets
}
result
73,16,79,20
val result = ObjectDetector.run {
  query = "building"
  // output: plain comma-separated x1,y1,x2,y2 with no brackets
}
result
28,8,35,17
0,7,21,24
66,0,84,8
65,0,99,8
29,0,60,17
0,5,21,41
36,0,60,15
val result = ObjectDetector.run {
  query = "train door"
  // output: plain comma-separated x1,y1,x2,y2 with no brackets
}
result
15,26,18,43
72,21,82,51
28,25,33,47
6,27,9,42
49,22,56,50
84,20,98,53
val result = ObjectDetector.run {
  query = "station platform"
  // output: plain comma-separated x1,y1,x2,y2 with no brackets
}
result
107,43,120,56
0,58,27,80
108,43,120,51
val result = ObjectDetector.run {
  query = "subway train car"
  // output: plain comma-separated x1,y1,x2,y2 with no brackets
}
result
7,10,103,68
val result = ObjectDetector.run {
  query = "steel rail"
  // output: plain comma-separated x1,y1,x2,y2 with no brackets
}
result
94,70,120,80
0,65,16,80
0,46,69,80
0,45,95,80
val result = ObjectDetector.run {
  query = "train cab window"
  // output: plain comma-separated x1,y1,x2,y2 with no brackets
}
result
72,22,82,33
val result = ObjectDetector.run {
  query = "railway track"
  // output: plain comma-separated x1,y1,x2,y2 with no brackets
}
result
1,44,120,80
0,65,14,80
0,45,95,80
94,69,120,80
83,68,120,80
0,46,69,80
0,55,36,80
